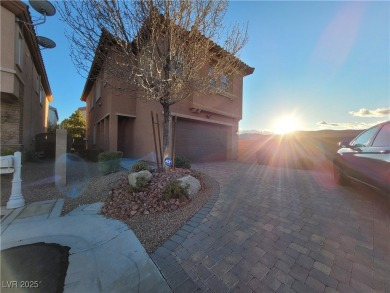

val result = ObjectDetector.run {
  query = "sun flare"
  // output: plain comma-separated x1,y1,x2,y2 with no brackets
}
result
273,115,301,134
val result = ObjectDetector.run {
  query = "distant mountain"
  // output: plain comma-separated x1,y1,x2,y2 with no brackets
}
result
239,129,362,141
238,130,272,140
294,129,363,139
239,129,266,134
239,133,268,140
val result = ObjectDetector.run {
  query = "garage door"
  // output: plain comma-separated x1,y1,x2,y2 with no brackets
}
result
175,118,228,162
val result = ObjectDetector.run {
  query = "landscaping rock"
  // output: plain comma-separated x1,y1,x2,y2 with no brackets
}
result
128,170,152,187
103,168,201,220
177,175,201,195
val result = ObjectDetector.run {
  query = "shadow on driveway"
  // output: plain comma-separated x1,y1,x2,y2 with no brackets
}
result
1,242,69,293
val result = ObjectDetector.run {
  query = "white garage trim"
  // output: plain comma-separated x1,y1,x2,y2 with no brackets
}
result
171,112,235,127
192,103,241,119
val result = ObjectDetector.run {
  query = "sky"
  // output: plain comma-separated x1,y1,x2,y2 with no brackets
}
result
31,1,389,133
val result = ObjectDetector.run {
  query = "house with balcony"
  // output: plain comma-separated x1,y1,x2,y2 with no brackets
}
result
1,0,53,157
81,27,254,162
48,106,59,127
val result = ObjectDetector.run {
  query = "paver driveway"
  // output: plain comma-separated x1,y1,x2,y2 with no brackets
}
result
152,162,390,293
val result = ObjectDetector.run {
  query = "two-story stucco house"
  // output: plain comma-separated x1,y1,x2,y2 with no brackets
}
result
1,0,53,157
81,29,254,162
48,106,59,127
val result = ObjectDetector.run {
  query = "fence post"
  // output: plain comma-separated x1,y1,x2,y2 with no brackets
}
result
6,151,25,209
55,128,67,186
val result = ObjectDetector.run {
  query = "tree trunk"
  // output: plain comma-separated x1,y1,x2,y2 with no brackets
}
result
162,103,172,172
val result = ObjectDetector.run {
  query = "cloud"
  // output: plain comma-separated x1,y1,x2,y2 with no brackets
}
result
316,120,383,130
317,121,340,127
349,107,390,118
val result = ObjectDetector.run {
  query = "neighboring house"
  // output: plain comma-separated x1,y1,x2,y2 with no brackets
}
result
48,106,59,127
81,31,254,162
1,0,53,157
77,106,86,122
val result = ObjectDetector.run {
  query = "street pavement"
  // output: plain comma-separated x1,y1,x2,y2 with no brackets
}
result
152,162,390,293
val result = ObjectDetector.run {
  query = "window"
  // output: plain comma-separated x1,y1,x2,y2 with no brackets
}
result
170,54,184,77
372,124,390,147
39,85,44,105
139,53,152,76
95,80,101,102
35,73,40,94
88,94,94,111
351,126,380,147
220,74,229,91
16,32,23,69
209,66,216,87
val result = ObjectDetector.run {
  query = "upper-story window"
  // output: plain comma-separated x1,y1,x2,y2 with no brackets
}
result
139,53,152,77
209,66,232,93
170,54,184,77
34,71,40,94
16,32,23,69
220,74,229,92
39,85,44,105
88,93,94,111
95,80,102,102
209,66,217,88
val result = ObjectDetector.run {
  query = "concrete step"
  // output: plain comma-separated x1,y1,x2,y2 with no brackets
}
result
13,200,57,224
1,206,24,235
67,202,103,216
49,199,65,218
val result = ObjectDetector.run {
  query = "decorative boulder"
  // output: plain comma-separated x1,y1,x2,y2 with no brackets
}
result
177,175,200,195
128,170,152,187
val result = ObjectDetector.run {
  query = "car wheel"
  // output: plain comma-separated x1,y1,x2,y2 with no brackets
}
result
333,163,348,185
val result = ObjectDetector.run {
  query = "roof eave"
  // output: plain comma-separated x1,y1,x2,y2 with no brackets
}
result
81,29,115,101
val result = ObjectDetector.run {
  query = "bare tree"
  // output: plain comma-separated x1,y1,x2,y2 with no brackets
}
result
59,0,248,169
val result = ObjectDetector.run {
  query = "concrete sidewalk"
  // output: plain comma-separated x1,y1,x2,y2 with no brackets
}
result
0,200,171,293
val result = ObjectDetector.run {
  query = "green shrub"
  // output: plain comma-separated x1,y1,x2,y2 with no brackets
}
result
161,180,189,201
174,156,191,169
131,161,150,173
98,151,123,175
1,149,14,156
128,176,149,193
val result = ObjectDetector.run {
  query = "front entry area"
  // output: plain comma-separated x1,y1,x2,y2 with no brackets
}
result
117,115,134,157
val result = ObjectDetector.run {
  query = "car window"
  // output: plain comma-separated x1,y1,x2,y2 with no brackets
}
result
351,126,380,147
372,123,390,147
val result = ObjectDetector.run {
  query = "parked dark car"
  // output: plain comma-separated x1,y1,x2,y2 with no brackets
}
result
333,121,390,194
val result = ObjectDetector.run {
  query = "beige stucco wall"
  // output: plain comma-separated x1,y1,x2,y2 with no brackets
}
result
131,99,163,160
85,76,243,160
1,7,16,95
1,5,50,156
85,70,138,151
83,39,249,161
